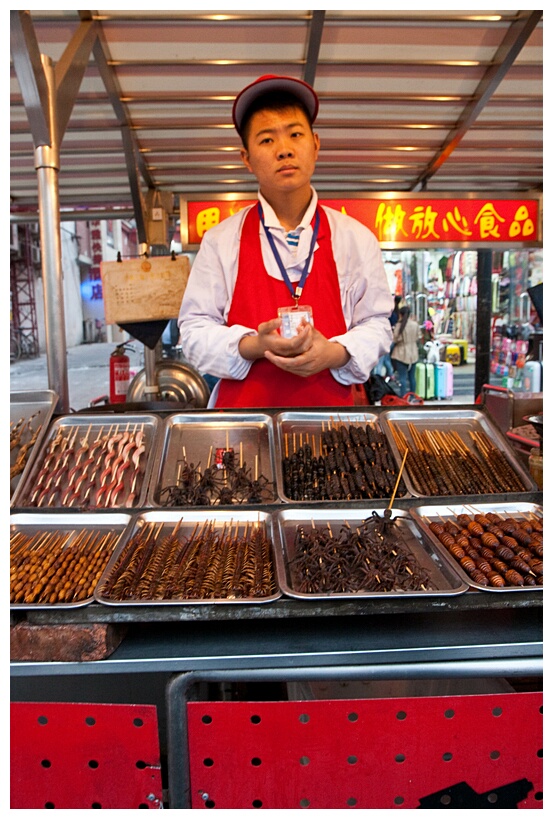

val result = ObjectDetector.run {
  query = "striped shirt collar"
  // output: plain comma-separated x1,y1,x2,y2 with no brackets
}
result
257,187,319,232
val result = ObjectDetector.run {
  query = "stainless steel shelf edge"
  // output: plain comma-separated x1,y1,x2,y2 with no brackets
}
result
10,652,543,679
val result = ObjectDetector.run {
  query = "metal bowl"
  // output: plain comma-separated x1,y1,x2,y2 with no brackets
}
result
127,361,211,408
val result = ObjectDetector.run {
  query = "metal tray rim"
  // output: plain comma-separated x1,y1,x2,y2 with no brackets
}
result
94,509,282,606
378,407,536,497
11,412,162,511
272,410,412,504
10,390,59,506
10,511,132,609
273,507,469,600
145,412,280,508
409,502,543,593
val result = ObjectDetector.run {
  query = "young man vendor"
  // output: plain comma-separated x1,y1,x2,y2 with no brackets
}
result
178,74,393,408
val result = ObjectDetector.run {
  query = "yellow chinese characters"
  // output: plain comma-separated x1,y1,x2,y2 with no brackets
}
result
474,203,505,239
442,206,472,238
508,205,535,238
409,205,440,240
196,207,221,238
375,203,409,241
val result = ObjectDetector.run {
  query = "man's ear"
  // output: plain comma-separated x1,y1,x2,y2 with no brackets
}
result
313,131,320,159
240,147,253,174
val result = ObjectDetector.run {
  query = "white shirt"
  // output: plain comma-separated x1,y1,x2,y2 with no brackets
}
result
178,188,393,404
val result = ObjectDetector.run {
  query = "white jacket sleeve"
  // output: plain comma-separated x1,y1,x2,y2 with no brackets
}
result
178,212,255,380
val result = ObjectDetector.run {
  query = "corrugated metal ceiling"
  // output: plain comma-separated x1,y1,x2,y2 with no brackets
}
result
10,9,543,224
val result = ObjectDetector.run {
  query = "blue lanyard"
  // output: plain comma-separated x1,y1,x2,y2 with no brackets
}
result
258,203,320,304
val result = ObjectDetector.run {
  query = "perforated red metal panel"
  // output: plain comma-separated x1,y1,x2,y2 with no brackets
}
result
10,702,163,809
187,692,542,809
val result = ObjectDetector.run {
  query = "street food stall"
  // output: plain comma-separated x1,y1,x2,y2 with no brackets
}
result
10,9,542,811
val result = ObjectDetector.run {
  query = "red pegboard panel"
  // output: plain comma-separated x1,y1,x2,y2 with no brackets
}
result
10,702,163,809
187,692,542,809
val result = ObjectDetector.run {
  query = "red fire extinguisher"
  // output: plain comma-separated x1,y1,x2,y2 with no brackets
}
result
109,344,131,404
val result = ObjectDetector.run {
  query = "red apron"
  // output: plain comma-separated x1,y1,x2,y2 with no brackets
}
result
215,204,354,408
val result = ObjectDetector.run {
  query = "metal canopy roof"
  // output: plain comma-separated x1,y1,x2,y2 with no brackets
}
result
10,9,543,224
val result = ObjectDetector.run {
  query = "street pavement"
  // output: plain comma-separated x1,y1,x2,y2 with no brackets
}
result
10,341,484,411
10,342,145,412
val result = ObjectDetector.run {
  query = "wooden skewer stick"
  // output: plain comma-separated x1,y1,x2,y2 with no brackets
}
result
387,448,408,510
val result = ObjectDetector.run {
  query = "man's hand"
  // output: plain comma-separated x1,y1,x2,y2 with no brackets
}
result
264,325,350,377
239,318,314,361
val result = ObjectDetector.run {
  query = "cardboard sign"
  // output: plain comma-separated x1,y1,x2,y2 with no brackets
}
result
101,255,190,324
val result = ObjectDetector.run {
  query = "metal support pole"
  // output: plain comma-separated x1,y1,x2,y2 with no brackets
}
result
143,347,160,398
475,250,493,402
137,240,160,399
35,55,69,413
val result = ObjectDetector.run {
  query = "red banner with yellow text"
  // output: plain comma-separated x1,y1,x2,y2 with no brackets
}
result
185,197,539,245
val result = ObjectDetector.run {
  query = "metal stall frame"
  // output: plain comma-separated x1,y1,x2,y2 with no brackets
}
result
166,662,543,809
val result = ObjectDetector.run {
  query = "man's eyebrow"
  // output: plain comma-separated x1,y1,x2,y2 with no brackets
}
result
252,121,306,139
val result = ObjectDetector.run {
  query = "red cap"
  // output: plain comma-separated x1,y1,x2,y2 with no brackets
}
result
232,74,319,132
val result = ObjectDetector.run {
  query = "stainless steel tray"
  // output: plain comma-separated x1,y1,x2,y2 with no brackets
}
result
10,390,58,503
273,411,409,503
409,502,543,593
379,408,536,497
94,509,281,605
11,413,161,510
147,412,278,507
273,507,469,600
10,512,131,609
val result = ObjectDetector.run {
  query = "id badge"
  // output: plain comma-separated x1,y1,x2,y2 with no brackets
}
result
278,305,313,339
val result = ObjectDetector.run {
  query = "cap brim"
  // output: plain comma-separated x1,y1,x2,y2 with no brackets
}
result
233,75,319,132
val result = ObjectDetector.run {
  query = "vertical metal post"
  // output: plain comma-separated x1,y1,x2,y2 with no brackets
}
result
143,347,160,398
138,240,160,399
35,54,69,413
475,250,493,402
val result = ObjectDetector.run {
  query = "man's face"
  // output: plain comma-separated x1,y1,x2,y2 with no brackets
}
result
240,106,320,201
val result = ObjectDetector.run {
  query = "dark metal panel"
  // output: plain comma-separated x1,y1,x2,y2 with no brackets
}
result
54,19,98,140
412,11,543,190
475,250,494,402
303,11,325,88
79,10,152,243
10,11,51,147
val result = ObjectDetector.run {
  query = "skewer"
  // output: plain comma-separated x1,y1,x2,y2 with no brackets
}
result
387,448,408,510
